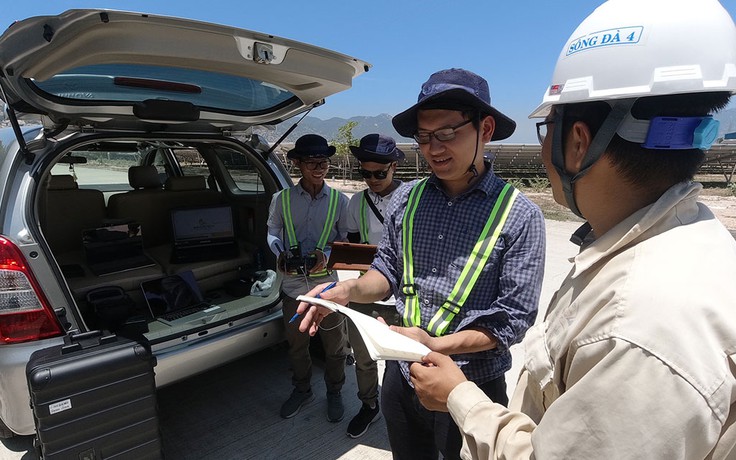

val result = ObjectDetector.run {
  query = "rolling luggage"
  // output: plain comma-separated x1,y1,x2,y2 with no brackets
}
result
26,331,163,459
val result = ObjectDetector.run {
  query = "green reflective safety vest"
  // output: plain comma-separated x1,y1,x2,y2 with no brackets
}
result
281,187,339,277
359,192,370,244
401,180,519,336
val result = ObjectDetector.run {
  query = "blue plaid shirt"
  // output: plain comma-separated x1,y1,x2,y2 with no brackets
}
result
372,166,546,384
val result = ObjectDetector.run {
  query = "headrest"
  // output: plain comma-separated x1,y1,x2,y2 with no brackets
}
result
164,175,207,192
47,175,78,190
128,165,161,190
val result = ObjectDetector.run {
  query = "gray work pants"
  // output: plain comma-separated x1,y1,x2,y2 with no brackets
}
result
347,301,401,406
282,294,348,394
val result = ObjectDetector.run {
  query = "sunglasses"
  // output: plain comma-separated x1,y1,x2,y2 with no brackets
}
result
413,118,472,144
357,164,393,180
536,120,554,145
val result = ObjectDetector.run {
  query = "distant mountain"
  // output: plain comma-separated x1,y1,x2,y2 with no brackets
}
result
253,108,736,145
4,108,735,144
252,113,412,144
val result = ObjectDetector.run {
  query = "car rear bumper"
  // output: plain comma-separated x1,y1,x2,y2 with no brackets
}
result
0,310,284,437
0,336,65,436
152,309,284,387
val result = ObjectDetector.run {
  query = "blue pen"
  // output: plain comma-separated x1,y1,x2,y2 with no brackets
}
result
289,281,337,324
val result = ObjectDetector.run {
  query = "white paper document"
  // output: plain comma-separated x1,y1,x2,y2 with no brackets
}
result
296,295,431,362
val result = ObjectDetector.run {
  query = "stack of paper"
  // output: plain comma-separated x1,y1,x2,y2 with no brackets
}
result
296,295,430,362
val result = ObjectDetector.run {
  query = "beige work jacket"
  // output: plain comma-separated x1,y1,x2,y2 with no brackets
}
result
448,182,736,459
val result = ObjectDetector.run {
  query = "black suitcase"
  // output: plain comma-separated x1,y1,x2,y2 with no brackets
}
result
26,331,163,460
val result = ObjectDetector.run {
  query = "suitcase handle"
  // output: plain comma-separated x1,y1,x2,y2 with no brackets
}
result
70,330,103,342
62,330,117,353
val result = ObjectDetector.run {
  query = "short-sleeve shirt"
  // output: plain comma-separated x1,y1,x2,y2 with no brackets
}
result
267,181,349,297
346,185,405,245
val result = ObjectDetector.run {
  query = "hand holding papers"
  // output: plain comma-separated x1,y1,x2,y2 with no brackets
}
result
289,282,336,323
296,295,431,362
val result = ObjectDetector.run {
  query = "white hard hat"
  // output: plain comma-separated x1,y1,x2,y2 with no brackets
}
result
530,0,736,118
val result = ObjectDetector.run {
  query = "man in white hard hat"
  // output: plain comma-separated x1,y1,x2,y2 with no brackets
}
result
409,0,736,458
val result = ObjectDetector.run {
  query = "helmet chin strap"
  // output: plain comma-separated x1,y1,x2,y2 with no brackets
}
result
466,111,482,182
552,98,637,218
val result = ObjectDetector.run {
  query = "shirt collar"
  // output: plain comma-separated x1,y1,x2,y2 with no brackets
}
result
427,160,499,199
571,181,703,276
295,180,331,198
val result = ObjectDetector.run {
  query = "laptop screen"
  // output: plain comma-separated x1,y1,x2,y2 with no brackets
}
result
82,223,145,264
140,270,204,317
171,205,234,245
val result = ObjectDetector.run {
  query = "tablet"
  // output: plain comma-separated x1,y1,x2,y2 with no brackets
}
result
327,241,378,271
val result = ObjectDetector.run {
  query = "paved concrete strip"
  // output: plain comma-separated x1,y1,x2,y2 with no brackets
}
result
0,220,582,460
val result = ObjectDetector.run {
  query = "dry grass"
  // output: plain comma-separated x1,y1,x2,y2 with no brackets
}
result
521,191,583,223
324,178,736,232
522,187,736,232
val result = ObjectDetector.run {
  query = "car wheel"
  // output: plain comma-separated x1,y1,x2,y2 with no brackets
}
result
0,418,16,438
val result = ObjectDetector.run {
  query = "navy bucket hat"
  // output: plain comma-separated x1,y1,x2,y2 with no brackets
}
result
287,134,336,159
349,134,405,163
392,68,516,141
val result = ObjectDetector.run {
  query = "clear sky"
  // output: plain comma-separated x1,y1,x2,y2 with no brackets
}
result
2,0,736,143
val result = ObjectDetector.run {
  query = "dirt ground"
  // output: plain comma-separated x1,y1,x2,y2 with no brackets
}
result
325,178,736,232
698,192,736,231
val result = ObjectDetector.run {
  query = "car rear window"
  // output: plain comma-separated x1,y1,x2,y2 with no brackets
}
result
32,64,295,114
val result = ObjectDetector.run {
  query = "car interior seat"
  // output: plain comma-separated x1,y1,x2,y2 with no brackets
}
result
40,174,106,254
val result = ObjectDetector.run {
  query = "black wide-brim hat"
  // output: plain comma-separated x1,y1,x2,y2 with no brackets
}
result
287,134,336,159
349,134,405,163
392,68,516,141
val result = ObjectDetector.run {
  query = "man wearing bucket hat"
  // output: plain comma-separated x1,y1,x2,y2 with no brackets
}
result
296,69,546,458
346,134,405,246
266,134,350,422
342,133,405,438
409,1,736,458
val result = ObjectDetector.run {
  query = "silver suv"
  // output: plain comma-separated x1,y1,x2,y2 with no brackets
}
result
0,9,368,437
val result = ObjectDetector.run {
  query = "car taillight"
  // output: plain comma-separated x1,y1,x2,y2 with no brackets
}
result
0,237,64,344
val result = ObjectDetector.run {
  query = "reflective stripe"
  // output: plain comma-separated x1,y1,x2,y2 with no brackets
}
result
359,193,370,243
316,188,339,251
400,179,428,327
401,181,518,336
310,188,337,277
282,187,339,278
427,185,519,336
358,192,372,273
281,189,298,249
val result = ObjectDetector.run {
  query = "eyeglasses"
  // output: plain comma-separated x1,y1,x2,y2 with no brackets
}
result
358,164,393,180
300,159,330,170
413,119,473,144
536,120,555,145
